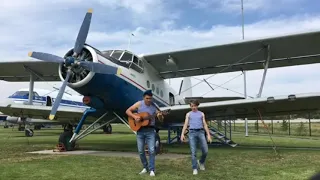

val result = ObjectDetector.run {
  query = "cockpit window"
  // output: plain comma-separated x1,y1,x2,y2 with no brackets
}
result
12,91,29,96
102,50,113,57
100,49,144,73
129,55,144,73
121,52,133,61
111,50,123,59
11,91,39,97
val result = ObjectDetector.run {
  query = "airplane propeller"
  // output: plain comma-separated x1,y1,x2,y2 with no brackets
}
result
27,8,119,120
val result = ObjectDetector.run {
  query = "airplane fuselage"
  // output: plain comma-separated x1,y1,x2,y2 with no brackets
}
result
60,45,186,122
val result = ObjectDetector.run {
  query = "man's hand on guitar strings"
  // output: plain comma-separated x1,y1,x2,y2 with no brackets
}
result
133,115,141,122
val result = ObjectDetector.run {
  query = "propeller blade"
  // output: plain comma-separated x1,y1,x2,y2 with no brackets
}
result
28,51,65,63
49,70,71,120
78,61,120,75
73,8,93,55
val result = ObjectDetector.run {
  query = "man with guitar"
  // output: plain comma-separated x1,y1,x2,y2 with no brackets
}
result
126,90,165,177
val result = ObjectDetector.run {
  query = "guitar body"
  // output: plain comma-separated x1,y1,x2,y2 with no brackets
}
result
128,112,151,131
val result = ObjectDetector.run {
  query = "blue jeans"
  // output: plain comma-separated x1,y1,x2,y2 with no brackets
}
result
137,128,156,171
188,129,208,169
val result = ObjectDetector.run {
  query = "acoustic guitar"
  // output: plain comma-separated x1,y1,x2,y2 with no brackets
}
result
128,109,170,131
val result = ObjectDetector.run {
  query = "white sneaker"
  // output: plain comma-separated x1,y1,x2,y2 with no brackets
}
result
193,169,198,175
198,160,205,170
150,171,155,176
139,168,147,175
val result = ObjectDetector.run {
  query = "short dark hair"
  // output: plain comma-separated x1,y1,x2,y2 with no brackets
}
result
189,99,200,106
143,90,153,97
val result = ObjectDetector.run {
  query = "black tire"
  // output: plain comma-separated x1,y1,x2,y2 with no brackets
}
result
103,124,112,134
58,131,76,151
155,133,161,155
25,129,34,137
4,125,8,128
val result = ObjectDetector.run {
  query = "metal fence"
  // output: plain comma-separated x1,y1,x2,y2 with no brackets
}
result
227,119,320,137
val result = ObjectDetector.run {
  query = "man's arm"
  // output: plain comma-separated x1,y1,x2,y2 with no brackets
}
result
181,113,190,136
126,101,140,118
202,113,211,137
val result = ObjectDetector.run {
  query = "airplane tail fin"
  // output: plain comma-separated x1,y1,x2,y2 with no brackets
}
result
178,77,192,98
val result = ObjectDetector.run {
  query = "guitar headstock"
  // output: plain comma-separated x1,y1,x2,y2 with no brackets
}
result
161,109,171,115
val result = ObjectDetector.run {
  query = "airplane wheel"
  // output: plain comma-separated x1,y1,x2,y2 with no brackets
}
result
4,125,8,128
58,131,76,151
25,129,34,137
103,124,112,134
155,133,161,155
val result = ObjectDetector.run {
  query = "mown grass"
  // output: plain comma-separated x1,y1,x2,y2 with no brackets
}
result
0,125,320,180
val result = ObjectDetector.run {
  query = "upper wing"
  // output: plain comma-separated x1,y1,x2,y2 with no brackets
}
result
142,31,320,79
0,60,60,82
160,93,320,123
0,103,91,123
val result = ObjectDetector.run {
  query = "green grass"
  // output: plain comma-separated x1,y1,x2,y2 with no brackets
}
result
0,125,320,180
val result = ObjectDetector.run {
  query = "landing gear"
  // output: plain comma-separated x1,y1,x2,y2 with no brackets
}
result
18,125,25,131
57,124,76,151
103,124,112,134
58,110,119,151
58,131,76,151
34,125,42,130
25,129,34,137
4,125,9,128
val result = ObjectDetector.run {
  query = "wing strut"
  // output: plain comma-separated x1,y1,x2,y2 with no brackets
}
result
257,44,271,98
175,46,265,97
28,74,34,105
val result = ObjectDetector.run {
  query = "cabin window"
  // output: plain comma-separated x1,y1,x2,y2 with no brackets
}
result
156,87,159,94
160,90,163,97
152,84,155,91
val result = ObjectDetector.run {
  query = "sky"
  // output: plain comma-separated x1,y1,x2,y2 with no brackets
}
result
1,0,320,101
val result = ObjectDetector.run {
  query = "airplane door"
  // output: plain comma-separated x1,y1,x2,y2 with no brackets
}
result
46,96,52,106
169,93,175,106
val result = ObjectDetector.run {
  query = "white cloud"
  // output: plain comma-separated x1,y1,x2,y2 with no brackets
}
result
188,0,304,14
0,1,320,102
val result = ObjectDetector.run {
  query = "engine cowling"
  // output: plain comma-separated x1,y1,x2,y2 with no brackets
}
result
6,117,27,124
58,45,98,89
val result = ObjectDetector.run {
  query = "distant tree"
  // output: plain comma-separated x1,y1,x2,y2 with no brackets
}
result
281,120,288,131
296,122,307,136
254,120,259,132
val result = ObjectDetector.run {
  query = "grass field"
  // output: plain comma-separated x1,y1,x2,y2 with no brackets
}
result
1,125,320,180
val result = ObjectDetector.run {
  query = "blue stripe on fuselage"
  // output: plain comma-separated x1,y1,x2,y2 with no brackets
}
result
73,73,168,117
8,95,87,108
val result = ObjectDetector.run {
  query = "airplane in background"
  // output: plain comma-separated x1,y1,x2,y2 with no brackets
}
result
0,88,113,136
1,9,320,151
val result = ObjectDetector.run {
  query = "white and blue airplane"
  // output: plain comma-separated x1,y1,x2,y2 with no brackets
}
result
1,88,113,136
1,9,320,151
